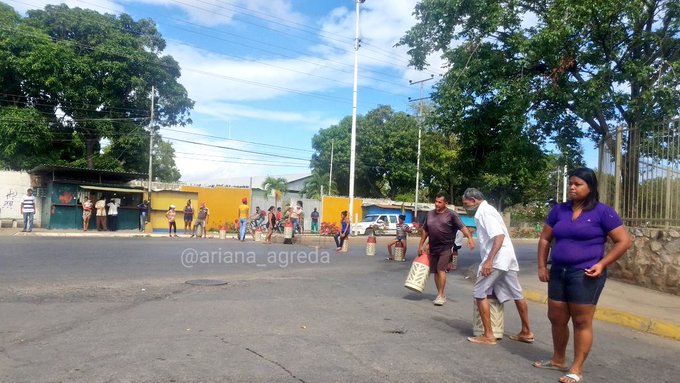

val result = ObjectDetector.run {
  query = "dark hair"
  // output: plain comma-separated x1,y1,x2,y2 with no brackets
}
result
435,191,450,203
341,210,348,217
268,205,275,211
569,167,599,211
398,214,406,220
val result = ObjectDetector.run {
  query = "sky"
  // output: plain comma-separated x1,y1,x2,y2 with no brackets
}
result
5,0,451,185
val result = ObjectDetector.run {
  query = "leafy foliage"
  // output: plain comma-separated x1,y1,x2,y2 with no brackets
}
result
0,3,192,180
310,105,420,199
262,176,288,208
398,0,680,211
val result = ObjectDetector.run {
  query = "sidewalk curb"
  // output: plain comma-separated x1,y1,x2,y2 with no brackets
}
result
523,288,680,341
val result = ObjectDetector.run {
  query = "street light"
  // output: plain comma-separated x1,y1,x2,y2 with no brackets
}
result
348,0,365,226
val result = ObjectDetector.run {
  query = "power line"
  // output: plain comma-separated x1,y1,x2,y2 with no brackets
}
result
160,127,314,153
162,136,311,161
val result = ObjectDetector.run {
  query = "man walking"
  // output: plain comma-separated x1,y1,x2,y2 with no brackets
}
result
20,188,36,232
417,192,475,306
462,188,534,345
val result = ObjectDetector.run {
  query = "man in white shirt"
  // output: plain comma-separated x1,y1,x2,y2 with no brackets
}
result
462,188,534,345
107,199,119,231
20,188,36,232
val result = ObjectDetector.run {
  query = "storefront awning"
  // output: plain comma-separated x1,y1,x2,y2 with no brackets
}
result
80,185,145,194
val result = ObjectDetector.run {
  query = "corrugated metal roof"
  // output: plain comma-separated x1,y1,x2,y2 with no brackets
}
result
30,164,147,178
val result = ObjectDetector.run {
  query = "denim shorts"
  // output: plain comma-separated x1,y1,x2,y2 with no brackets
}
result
548,264,607,305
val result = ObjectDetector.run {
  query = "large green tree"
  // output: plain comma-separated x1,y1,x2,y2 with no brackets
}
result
310,105,420,199
0,3,192,180
399,0,680,211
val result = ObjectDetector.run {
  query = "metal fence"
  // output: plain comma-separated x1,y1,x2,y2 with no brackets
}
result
598,120,680,228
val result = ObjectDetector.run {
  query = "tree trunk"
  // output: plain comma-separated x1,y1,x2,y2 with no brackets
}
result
85,136,97,169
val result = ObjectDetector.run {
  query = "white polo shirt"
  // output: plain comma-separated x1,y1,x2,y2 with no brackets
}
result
473,200,519,272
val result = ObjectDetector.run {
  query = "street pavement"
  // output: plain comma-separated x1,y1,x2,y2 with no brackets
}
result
5,228,680,341
0,229,678,382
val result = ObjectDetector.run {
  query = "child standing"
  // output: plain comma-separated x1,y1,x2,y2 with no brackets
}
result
166,205,178,237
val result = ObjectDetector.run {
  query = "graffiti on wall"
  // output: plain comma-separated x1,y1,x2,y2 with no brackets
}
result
0,189,19,218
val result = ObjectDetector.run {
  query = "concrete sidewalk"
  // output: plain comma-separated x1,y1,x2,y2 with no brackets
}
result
4,228,680,341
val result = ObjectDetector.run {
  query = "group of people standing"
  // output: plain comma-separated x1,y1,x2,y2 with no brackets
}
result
396,168,630,383
237,198,319,243
167,199,208,238
80,196,121,232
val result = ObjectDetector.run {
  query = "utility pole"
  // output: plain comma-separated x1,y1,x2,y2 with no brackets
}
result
409,74,434,223
329,139,334,196
348,0,365,226
148,86,155,209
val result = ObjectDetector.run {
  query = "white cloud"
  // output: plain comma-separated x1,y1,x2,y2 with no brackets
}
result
122,0,304,27
7,0,123,14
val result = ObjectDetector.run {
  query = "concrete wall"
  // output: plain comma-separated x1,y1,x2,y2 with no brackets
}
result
180,185,250,232
321,196,363,227
149,190,199,232
0,170,40,228
609,228,680,296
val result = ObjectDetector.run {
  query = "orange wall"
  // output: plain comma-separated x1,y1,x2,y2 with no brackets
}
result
321,196,362,226
180,186,251,231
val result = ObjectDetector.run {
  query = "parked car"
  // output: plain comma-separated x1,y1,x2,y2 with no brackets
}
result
352,214,411,236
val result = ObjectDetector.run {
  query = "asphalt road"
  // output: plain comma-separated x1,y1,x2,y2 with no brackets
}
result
1,237,678,383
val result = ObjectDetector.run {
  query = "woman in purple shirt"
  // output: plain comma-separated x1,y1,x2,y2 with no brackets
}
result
533,168,631,383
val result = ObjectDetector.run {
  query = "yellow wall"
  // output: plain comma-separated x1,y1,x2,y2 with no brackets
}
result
180,185,251,231
149,190,199,231
322,196,362,226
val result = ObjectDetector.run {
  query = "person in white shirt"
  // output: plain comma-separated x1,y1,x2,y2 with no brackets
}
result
20,188,36,232
107,199,119,231
462,188,534,345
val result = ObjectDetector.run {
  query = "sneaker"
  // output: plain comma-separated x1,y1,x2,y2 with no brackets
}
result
433,296,446,306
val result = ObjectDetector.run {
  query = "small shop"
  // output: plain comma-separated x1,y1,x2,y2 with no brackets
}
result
30,165,147,230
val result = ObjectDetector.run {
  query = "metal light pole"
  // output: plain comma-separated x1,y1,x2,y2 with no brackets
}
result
348,0,365,225
329,139,334,196
409,75,433,223
148,86,155,207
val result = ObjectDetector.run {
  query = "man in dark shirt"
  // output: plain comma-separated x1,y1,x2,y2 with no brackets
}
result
137,200,148,232
417,192,475,306
310,208,320,233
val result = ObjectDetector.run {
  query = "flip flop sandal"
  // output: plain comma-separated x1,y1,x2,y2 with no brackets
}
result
466,336,497,345
532,360,569,371
509,335,535,343
559,373,583,383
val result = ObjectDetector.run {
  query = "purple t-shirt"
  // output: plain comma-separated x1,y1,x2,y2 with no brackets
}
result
546,202,624,269
423,209,465,253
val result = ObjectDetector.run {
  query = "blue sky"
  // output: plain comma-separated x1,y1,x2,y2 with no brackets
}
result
7,0,448,184
7,0,597,184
